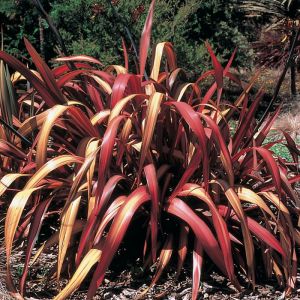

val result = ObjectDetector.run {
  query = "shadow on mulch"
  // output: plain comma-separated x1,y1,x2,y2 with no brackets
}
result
1,244,299,300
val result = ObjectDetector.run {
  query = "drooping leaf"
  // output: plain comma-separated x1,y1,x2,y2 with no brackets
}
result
166,101,209,191
76,175,126,265
54,248,102,300
36,105,69,169
87,186,150,299
5,186,43,291
138,92,164,177
150,42,177,81
212,180,255,284
54,55,104,66
144,163,159,262
96,115,125,196
57,192,82,280
20,197,52,294
166,197,226,274
24,38,65,104
178,183,236,285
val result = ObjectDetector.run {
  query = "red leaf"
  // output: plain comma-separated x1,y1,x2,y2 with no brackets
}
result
246,216,286,257
57,69,86,88
170,146,202,199
192,239,203,300
176,224,189,279
205,42,223,105
255,147,282,199
87,186,150,299
0,51,58,107
144,164,159,262
54,55,104,66
218,205,286,257
198,48,237,112
20,198,52,294
139,0,155,76
96,175,126,215
166,198,226,275
232,88,264,154
199,113,234,185
149,234,173,289
282,131,300,164
52,62,91,77
110,74,142,108
76,175,126,265
86,83,105,112
0,139,27,160
93,196,127,245
166,101,209,191
24,38,65,104
68,106,99,137
255,105,281,146
178,183,236,285
96,115,125,197
122,38,129,70
205,42,223,90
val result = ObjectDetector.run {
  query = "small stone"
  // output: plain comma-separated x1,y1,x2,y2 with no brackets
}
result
104,292,113,299
179,288,192,296
182,294,191,300
203,283,214,292
204,293,209,299
277,292,286,300
122,288,136,297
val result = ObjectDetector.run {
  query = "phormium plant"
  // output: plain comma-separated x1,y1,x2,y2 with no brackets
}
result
0,1,299,299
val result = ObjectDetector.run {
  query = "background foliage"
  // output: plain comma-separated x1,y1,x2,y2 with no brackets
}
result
1,0,259,75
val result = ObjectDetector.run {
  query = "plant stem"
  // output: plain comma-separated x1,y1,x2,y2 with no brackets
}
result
255,26,300,133
32,0,76,71
38,16,45,59
290,29,297,97
32,0,69,57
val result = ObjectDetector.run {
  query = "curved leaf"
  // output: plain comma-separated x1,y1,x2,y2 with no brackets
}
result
87,186,150,299
166,197,226,274
144,163,159,262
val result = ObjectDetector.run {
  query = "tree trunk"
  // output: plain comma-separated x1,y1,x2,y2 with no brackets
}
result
290,63,297,97
39,16,45,59
290,30,297,98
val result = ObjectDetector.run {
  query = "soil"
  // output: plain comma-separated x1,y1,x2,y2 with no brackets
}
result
1,245,300,300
